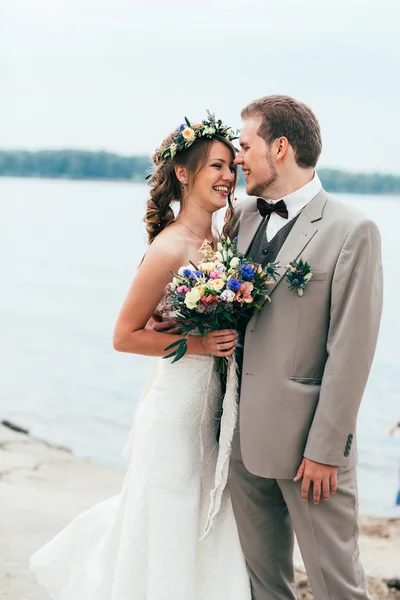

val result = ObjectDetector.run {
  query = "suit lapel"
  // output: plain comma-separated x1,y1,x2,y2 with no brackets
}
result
237,202,263,255
261,189,329,302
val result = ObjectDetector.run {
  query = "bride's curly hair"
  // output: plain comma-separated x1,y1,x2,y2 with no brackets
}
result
144,133,238,244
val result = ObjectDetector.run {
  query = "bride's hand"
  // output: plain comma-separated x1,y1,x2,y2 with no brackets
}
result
201,330,238,357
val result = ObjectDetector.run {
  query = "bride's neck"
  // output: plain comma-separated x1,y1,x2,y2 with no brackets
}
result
176,205,214,240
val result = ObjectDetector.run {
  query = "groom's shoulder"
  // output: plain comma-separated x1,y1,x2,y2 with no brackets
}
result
233,196,258,219
323,191,376,228
320,191,381,249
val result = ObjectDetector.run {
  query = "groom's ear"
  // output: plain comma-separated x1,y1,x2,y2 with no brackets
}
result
275,137,290,163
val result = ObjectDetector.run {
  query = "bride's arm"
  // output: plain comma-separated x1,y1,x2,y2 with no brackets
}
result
113,236,237,358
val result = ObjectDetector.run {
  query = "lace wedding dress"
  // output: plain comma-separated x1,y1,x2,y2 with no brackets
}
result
30,292,251,600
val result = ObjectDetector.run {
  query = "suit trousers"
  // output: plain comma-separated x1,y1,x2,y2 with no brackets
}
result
228,430,371,600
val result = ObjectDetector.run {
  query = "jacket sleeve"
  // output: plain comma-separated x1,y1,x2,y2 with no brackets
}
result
303,218,383,467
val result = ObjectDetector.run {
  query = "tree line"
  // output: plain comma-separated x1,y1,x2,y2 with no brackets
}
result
0,150,150,182
1,149,399,194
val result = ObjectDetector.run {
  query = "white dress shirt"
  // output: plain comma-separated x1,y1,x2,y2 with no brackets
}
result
262,172,322,242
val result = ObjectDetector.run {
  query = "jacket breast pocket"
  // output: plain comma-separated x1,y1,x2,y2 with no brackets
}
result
291,270,330,380
289,376,322,385
309,271,327,281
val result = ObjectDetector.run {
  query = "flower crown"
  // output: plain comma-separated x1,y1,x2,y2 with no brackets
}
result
156,111,238,162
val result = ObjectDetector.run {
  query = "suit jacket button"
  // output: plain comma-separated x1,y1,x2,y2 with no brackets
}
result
344,450,350,457
262,248,269,256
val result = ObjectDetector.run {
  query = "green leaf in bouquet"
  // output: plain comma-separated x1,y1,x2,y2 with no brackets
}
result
222,311,234,323
171,339,188,363
214,356,228,373
164,349,180,359
175,311,187,320
163,339,183,352
185,117,191,127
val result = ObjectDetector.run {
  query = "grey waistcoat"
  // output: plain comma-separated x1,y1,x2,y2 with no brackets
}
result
247,213,300,265
235,213,301,374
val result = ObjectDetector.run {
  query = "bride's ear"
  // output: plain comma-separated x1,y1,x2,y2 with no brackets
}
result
174,165,188,185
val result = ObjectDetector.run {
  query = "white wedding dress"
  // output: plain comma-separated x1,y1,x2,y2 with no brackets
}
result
30,294,251,600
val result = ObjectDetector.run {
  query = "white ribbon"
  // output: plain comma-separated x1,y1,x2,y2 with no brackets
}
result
200,354,239,540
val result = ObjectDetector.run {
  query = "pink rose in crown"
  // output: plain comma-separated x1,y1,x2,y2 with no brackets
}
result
234,282,254,304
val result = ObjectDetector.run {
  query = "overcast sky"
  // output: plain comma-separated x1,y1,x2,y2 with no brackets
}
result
1,0,399,173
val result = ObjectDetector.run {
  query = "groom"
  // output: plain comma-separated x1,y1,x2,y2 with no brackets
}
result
227,95,383,599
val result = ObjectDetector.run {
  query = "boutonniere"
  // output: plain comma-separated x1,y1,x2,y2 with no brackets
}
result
285,258,313,296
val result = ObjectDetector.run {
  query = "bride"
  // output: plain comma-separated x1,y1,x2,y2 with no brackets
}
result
30,116,252,600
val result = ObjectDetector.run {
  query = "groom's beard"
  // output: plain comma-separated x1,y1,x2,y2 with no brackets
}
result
246,153,278,198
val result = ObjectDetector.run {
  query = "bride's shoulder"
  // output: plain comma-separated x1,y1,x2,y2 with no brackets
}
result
143,226,187,266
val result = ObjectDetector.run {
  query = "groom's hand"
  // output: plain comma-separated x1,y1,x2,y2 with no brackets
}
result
147,315,181,334
293,458,338,504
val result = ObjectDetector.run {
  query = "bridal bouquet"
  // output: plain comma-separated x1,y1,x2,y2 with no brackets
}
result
163,236,278,372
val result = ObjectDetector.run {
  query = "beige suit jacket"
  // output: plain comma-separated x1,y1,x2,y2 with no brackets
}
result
232,189,383,478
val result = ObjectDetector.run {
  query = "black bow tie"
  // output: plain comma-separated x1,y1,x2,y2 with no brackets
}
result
257,198,289,220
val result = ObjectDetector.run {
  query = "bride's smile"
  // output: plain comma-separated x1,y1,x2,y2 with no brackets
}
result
176,139,236,214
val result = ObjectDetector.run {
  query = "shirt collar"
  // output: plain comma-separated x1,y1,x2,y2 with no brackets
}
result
265,172,322,218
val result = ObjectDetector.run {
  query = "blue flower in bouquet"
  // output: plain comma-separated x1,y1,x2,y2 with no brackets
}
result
183,268,193,277
194,270,203,278
228,278,242,292
239,264,255,281
179,124,185,131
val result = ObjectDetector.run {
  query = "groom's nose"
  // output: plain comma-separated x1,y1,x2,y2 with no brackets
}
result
234,152,243,166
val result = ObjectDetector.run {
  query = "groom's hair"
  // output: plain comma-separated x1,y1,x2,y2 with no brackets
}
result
241,95,322,168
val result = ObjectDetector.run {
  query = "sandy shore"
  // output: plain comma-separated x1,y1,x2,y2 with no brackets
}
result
1,422,399,600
